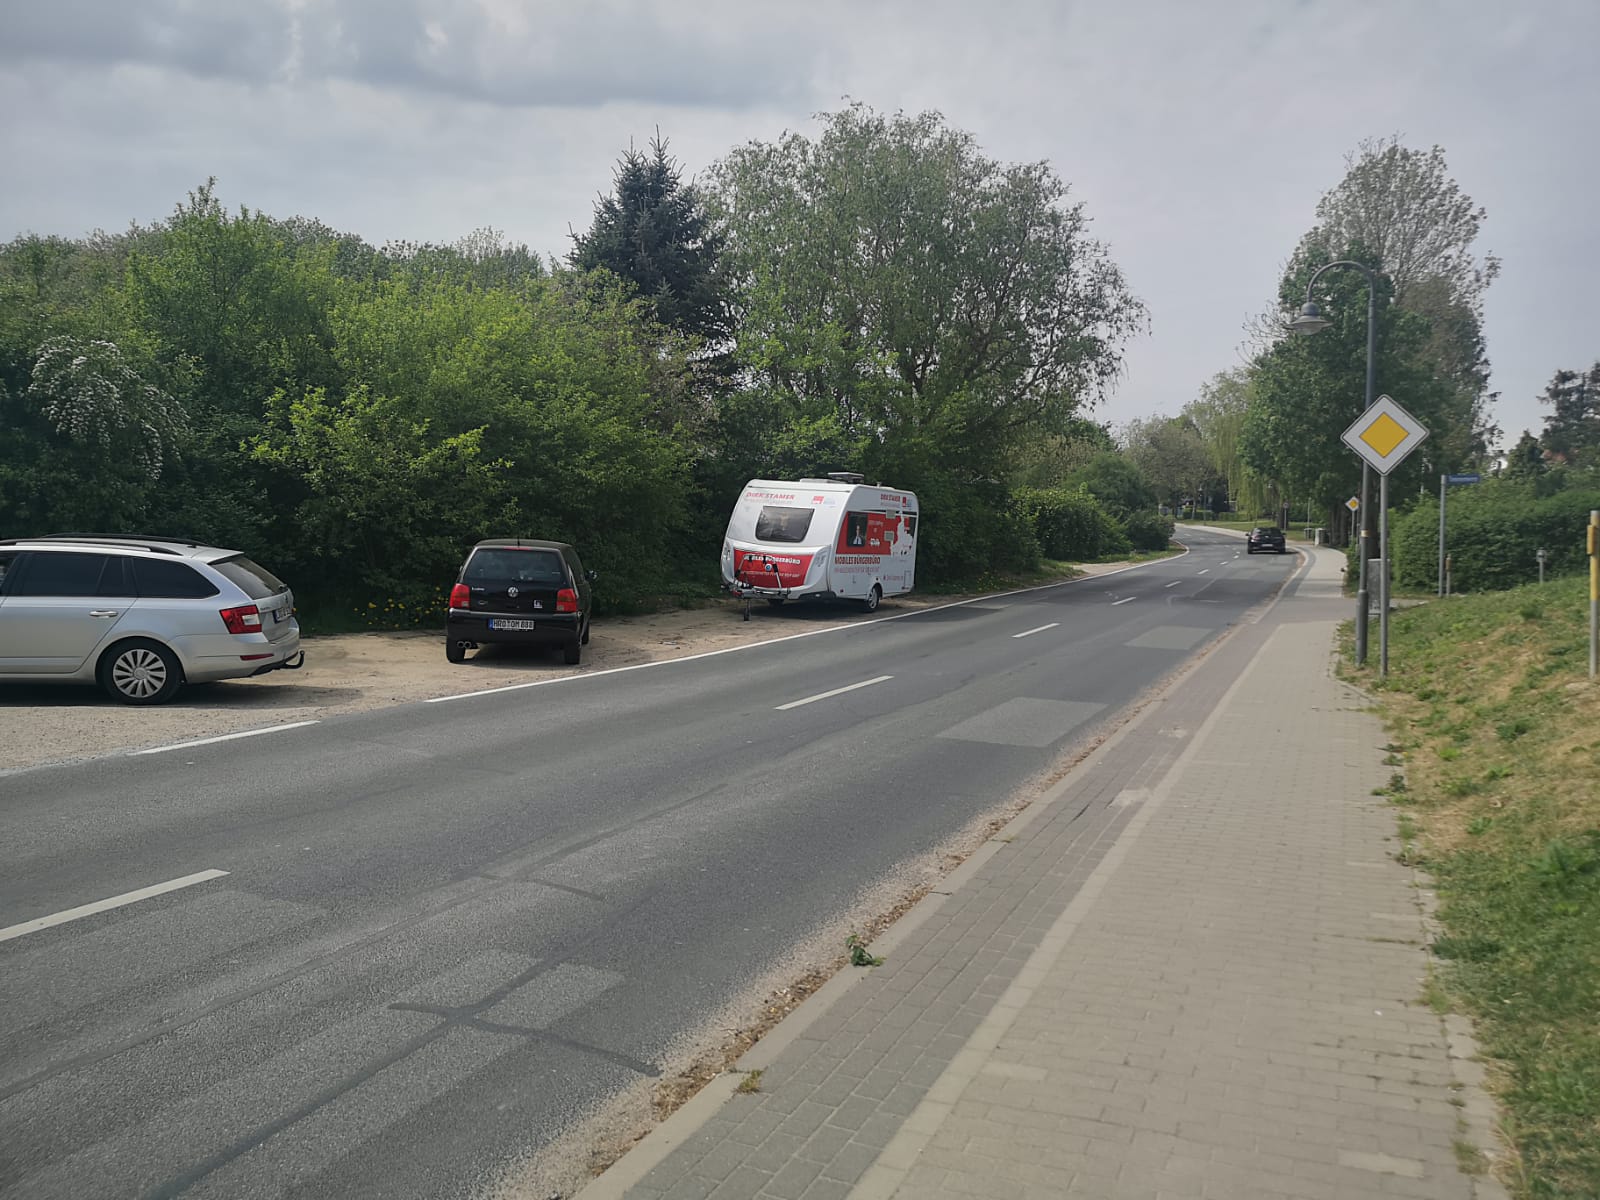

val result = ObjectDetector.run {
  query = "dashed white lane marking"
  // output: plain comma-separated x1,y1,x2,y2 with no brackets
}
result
1111,597,1136,606
0,869,230,943
427,553,1189,705
1165,581,1182,589
775,675,894,711
1011,623,1060,639
132,721,320,756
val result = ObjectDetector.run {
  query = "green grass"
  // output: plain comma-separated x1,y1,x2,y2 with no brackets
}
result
1348,574,1600,1197
734,1069,763,1094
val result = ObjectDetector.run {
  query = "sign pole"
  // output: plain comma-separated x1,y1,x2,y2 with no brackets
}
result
1341,395,1428,677
1356,463,1370,665
1379,471,1390,678
1437,474,1447,598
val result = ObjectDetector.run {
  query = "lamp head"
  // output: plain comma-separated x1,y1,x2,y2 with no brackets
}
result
1288,301,1331,335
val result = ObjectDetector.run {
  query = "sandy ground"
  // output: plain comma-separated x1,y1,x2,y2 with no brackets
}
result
0,566,1142,773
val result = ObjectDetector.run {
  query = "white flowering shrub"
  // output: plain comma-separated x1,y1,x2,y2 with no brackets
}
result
26,336,184,480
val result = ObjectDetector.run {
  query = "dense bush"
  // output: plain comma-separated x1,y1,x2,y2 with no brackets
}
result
1063,451,1156,518
1012,486,1130,560
913,476,1041,580
1121,510,1175,552
1391,477,1600,592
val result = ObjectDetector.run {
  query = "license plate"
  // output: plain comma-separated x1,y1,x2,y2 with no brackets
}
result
488,619,538,631
273,606,290,623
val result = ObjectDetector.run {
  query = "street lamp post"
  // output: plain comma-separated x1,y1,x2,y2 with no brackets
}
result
1287,260,1379,665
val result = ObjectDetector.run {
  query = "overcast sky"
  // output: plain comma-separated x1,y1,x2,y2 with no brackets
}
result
2,0,1594,447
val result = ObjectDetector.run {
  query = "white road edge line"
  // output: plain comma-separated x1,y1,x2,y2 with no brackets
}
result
1111,596,1136,606
1011,623,1060,639
774,675,893,711
426,549,1190,705
0,869,229,944
131,721,320,756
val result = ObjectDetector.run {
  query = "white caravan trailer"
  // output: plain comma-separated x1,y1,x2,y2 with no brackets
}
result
721,473,919,613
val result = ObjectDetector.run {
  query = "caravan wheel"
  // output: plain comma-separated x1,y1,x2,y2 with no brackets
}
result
861,585,882,613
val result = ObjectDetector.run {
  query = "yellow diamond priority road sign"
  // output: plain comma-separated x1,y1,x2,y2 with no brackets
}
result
1342,395,1428,475
1345,496,1360,512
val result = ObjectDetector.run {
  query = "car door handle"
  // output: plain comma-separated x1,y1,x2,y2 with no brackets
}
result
90,610,120,618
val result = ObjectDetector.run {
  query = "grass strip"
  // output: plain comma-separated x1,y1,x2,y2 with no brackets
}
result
1351,574,1599,1197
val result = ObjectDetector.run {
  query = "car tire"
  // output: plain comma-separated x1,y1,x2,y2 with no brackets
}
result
580,617,591,645
98,639,182,705
862,585,882,613
446,639,466,664
563,638,582,665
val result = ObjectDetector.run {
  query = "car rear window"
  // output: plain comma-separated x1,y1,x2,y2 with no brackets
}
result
210,555,286,600
134,558,220,598
754,506,815,544
465,549,567,586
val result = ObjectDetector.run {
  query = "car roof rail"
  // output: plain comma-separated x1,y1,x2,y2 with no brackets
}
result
0,534,203,556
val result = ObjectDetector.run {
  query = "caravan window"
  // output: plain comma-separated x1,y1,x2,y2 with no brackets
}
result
754,506,814,544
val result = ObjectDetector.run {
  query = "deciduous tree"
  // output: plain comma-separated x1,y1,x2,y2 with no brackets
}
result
1123,415,1212,512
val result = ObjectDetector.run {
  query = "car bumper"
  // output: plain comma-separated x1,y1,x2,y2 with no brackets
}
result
178,622,303,683
448,612,582,645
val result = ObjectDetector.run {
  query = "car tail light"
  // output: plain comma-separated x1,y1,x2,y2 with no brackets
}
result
449,583,471,609
219,604,262,634
556,587,578,613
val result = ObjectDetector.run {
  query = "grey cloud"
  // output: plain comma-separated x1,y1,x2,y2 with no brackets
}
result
0,0,822,109
2,0,291,84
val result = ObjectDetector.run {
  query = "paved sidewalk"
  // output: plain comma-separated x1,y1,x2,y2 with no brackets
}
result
583,547,1506,1200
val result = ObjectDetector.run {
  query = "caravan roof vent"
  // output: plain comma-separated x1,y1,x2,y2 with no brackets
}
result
825,471,865,484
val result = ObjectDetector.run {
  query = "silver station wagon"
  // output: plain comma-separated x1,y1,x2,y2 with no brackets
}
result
0,535,303,704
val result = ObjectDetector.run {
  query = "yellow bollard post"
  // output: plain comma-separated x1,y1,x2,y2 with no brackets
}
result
1589,510,1598,679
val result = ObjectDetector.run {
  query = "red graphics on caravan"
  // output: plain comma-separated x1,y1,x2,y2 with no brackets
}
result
730,549,813,590
835,511,903,557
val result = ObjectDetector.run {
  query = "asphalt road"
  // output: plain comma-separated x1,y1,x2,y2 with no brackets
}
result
0,529,1297,1199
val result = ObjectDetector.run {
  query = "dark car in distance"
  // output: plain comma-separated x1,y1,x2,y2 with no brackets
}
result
446,539,594,665
1246,525,1288,554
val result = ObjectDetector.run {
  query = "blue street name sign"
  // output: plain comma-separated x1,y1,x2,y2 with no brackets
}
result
1447,473,1482,485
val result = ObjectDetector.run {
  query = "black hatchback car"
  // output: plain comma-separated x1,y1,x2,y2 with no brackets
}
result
1246,525,1288,554
446,539,594,664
